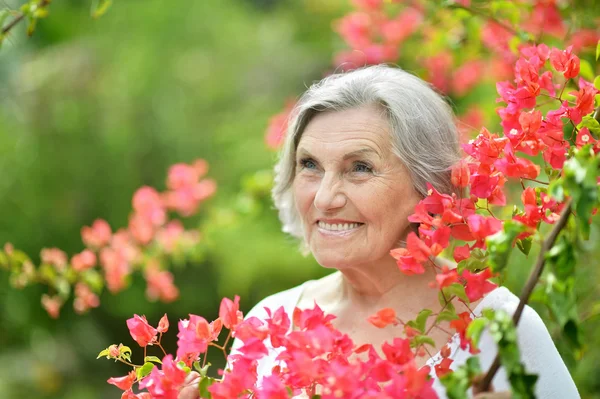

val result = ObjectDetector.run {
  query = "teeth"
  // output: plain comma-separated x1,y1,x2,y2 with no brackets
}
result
318,221,361,231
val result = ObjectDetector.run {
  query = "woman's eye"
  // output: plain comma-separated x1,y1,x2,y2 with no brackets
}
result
299,158,317,170
352,162,373,173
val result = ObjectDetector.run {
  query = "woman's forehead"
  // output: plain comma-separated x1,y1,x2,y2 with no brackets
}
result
297,106,392,155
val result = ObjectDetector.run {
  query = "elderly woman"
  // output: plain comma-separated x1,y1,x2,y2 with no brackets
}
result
184,65,580,398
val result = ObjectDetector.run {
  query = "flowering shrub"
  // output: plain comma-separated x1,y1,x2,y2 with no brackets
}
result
0,160,215,318
98,40,600,397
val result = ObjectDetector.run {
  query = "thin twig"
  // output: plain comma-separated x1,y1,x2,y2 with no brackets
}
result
476,198,573,392
450,4,521,37
1,0,51,36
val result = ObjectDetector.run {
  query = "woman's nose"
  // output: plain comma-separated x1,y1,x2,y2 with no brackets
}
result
313,174,346,212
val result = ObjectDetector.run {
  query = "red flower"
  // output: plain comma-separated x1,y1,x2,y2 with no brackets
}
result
126,314,157,347
462,268,497,302
219,295,242,330
367,308,397,328
157,314,169,333
550,46,580,79
435,357,454,378
107,370,136,391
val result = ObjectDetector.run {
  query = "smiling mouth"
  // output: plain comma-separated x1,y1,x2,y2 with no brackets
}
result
317,221,364,232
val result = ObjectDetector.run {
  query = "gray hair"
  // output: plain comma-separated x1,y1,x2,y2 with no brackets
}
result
273,64,461,241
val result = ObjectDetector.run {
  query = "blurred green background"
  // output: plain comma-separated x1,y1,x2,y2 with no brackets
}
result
0,0,598,398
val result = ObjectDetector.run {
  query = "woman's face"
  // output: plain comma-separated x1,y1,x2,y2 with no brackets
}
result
293,104,422,270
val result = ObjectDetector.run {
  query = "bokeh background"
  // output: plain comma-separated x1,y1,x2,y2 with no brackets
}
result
0,0,598,398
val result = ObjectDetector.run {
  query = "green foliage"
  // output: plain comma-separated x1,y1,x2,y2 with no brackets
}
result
407,308,433,333
136,362,155,379
485,309,538,399
486,220,529,273
440,357,482,399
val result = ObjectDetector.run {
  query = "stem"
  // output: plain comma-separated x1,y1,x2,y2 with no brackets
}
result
451,4,521,37
1,0,51,36
522,177,549,185
476,198,573,392
117,358,141,368
156,343,168,357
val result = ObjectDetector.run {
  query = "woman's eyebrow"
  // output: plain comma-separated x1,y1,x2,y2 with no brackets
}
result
343,148,381,160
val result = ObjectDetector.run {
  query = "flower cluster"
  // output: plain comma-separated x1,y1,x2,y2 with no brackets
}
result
102,296,467,399
0,159,215,318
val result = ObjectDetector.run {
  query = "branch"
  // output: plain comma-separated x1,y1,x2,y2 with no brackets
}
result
1,0,51,36
476,198,573,392
450,4,522,37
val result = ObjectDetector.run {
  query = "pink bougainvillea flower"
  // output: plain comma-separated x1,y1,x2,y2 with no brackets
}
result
73,282,100,314
462,268,497,302
132,186,166,227
176,315,221,363
126,314,157,347
466,214,503,242
108,344,122,358
41,294,62,319
453,245,471,263
40,248,68,272
525,0,566,38
138,356,186,399
71,249,97,272
390,247,426,275
549,46,580,79
107,370,136,391
81,219,112,248
233,316,269,343
128,214,155,245
334,11,374,50
219,295,242,330
380,7,422,44
167,163,199,190
436,266,460,289
144,260,179,303
100,247,131,294
435,357,454,378
157,314,169,333
450,311,480,354
367,308,397,328
264,306,291,348
451,160,470,188
452,60,485,97
381,338,414,366
121,390,151,399
265,100,295,150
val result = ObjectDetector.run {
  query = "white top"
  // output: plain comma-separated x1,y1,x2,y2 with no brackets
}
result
231,281,580,398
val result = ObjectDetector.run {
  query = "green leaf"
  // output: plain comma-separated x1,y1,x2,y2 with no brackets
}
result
594,75,600,91
136,362,155,380
144,356,162,364
440,356,482,399
596,39,600,61
577,115,600,137
411,335,436,348
466,317,488,347
119,345,132,355
96,348,110,359
198,376,216,399
444,282,469,303
515,237,532,256
436,309,459,323
415,309,433,333
486,220,527,273
92,0,112,19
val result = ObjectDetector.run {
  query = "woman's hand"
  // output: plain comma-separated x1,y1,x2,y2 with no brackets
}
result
178,371,200,399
